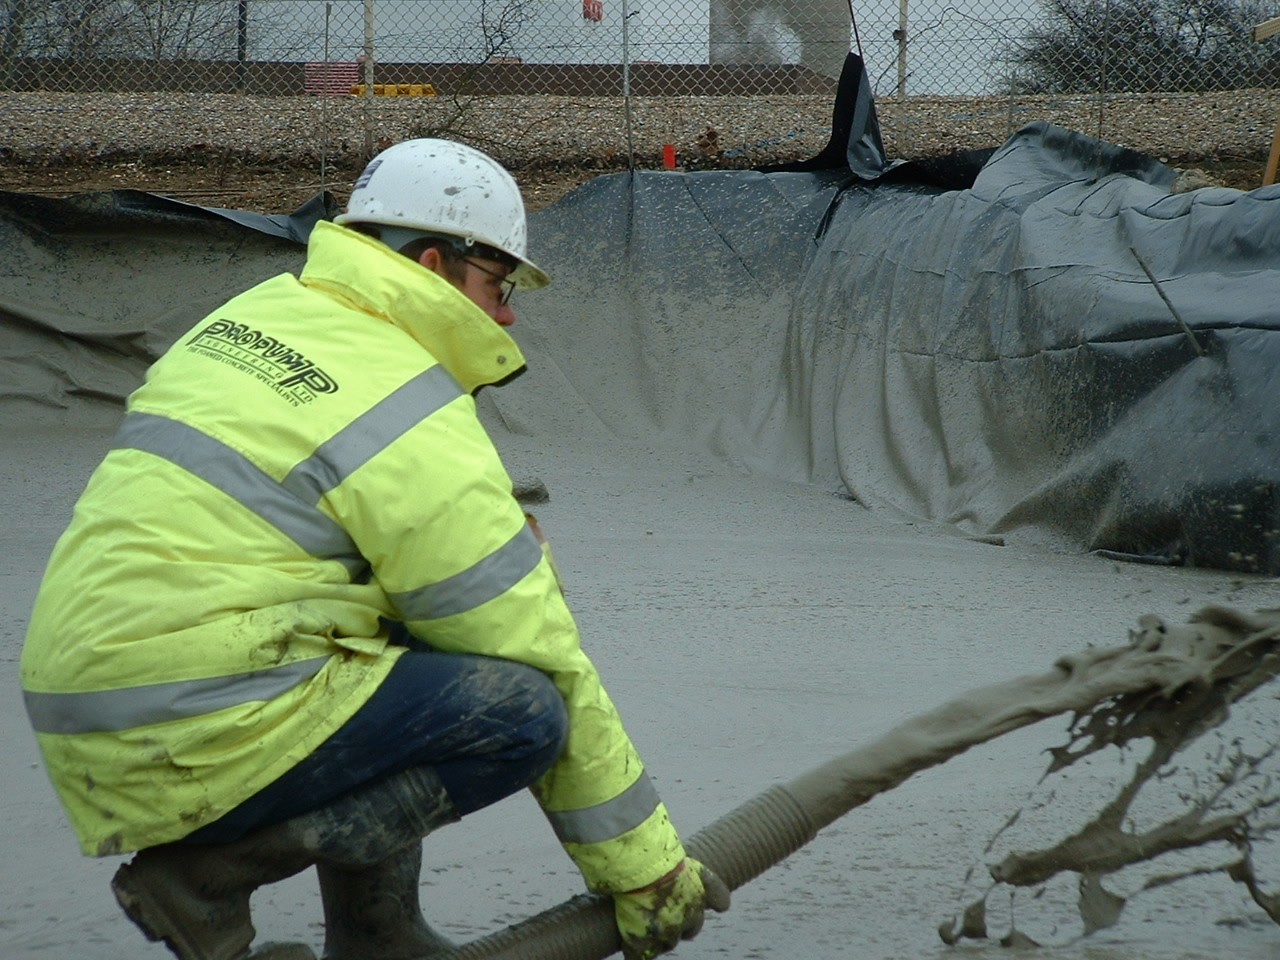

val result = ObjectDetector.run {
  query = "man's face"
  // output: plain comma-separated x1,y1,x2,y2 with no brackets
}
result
420,247,517,327
458,256,518,328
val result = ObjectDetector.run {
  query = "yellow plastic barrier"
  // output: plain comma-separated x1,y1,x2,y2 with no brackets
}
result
349,83,438,97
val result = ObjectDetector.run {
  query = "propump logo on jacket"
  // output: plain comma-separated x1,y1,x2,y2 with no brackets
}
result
188,318,340,406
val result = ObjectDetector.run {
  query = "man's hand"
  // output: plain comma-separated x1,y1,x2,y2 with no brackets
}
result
614,858,731,960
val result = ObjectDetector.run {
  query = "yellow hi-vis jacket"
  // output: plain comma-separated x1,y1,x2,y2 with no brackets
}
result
21,222,686,893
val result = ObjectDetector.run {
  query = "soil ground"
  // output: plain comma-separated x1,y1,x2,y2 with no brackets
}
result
0,158,630,213
0,153,1271,215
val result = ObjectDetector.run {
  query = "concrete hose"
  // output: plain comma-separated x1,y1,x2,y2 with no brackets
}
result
447,784,816,960
445,611,1280,960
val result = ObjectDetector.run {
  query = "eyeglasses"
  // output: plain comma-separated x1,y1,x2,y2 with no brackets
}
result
464,257,516,306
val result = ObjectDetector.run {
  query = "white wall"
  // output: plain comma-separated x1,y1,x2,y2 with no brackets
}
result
710,0,850,79
249,0,710,64
248,0,851,76
248,0,1011,95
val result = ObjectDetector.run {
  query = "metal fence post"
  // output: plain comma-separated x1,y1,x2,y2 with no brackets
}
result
896,0,907,101
362,0,375,160
622,0,635,169
321,2,334,191
236,0,248,92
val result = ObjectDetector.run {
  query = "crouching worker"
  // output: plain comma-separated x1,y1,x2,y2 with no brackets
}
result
21,138,728,960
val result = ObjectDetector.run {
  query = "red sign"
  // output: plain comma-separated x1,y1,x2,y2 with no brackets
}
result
583,0,603,21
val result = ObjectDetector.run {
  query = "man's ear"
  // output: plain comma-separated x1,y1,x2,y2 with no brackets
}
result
419,246,444,274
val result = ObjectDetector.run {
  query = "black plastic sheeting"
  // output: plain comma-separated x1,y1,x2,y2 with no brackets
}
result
4,75,1280,575
491,128,1280,576
798,123,1280,572
0,189,325,411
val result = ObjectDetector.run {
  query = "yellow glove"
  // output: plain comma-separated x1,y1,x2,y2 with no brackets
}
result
614,858,731,960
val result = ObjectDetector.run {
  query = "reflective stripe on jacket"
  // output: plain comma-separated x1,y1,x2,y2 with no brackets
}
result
21,222,685,892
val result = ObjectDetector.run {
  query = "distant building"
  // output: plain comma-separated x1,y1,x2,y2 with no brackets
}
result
249,0,849,79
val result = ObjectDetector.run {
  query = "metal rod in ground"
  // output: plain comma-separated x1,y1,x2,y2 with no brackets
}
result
1130,244,1205,356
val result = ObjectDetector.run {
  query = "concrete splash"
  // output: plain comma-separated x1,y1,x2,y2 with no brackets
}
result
938,606,1280,947
454,605,1280,958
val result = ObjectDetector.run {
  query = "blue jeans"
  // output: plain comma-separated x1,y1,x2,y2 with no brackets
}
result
182,641,569,844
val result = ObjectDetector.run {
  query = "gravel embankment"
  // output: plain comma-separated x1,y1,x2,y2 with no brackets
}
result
4,89,1277,166
2,90,1276,209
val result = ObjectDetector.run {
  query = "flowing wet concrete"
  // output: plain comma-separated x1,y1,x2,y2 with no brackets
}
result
4,419,1278,959
5,160,1280,958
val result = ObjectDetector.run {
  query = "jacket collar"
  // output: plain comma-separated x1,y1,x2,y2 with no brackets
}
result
299,221,526,393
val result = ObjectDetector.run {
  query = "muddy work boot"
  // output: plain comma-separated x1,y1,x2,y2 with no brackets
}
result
111,766,457,960
111,843,316,960
317,844,455,960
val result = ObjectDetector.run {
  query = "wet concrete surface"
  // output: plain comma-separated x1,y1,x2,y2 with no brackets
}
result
4,422,1277,959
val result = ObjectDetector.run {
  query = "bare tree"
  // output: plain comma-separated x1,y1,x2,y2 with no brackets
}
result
129,0,237,60
1006,0,1280,92
10,0,132,58
5,0,235,59
477,0,536,61
1,0,34,85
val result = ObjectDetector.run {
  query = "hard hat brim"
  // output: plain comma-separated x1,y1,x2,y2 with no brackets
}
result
512,258,551,290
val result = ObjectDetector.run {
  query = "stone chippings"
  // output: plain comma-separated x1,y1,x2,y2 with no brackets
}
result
3,89,1277,166
0,89,1275,210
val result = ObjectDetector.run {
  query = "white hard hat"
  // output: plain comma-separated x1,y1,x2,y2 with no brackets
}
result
335,138,549,289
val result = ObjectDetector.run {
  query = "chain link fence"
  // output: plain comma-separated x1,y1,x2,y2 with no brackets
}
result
3,0,1280,180
1,2,849,94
